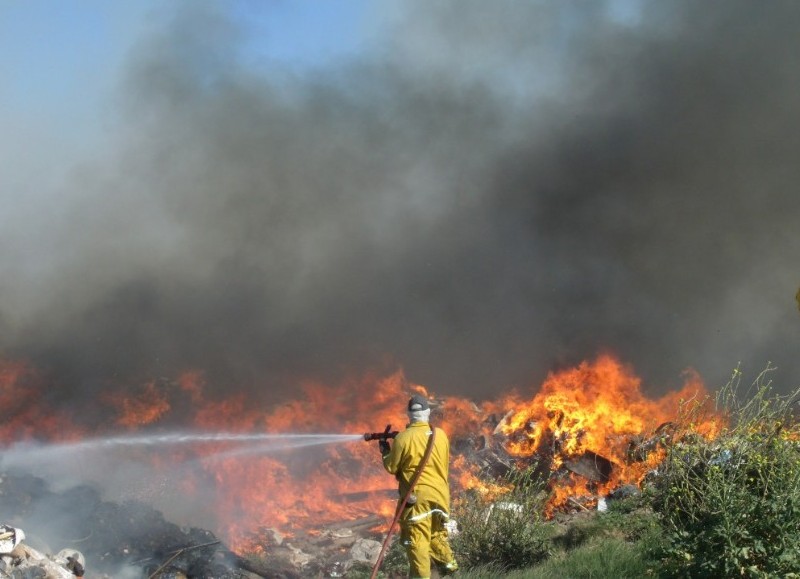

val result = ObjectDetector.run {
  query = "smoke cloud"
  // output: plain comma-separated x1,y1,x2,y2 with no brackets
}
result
2,1,799,411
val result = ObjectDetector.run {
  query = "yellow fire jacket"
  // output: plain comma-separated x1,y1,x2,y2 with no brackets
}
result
382,422,451,511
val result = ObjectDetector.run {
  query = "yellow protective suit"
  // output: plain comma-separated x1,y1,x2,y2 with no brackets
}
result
383,421,458,579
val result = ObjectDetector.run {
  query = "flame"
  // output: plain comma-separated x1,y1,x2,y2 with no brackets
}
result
106,380,173,428
0,354,725,553
0,360,85,441
490,355,723,511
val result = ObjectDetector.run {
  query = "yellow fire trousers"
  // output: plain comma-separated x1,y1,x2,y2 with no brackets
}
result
399,500,457,579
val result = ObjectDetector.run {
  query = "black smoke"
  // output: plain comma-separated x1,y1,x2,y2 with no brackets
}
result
2,1,799,411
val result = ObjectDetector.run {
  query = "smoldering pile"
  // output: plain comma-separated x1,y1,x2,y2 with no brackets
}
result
0,469,401,578
0,472,271,579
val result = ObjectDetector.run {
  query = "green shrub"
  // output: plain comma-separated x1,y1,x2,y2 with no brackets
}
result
529,536,656,579
650,365,800,578
554,499,661,551
451,467,553,571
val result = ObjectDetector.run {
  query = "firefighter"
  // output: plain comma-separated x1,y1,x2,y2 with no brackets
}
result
380,394,459,578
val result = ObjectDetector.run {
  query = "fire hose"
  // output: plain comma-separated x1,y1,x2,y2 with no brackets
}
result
366,425,437,579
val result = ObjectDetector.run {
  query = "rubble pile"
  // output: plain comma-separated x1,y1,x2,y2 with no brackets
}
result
0,473,297,578
240,516,386,578
0,532,86,579
0,471,394,578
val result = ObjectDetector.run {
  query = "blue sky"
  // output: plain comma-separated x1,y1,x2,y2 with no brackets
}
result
0,1,372,171
231,0,372,65
0,1,372,105
1,2,148,127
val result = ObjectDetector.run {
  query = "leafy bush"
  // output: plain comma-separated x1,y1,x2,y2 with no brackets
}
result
650,365,800,577
555,496,661,550
451,467,553,571
528,536,656,579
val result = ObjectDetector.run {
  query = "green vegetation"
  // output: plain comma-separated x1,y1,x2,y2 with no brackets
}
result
447,493,663,579
451,466,553,571
650,365,800,578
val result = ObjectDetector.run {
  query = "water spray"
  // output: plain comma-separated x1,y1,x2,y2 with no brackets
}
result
0,431,365,471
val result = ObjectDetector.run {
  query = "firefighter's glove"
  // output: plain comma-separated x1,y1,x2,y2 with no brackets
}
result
378,440,391,456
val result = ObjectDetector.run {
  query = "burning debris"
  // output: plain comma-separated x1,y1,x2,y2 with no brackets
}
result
443,356,722,516
0,355,726,576
563,451,613,484
451,404,669,514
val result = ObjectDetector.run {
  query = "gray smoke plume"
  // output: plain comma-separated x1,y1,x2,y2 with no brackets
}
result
2,1,799,415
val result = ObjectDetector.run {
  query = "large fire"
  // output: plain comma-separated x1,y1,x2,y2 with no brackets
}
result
0,354,723,553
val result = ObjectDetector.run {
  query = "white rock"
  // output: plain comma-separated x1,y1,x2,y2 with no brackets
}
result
349,538,382,565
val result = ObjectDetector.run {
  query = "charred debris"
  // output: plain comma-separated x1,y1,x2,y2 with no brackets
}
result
0,401,674,578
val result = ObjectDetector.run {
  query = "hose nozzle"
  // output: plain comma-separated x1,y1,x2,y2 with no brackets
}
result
363,424,399,442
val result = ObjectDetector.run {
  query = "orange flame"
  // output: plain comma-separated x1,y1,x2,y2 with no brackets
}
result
0,354,724,552
489,355,722,511
0,360,85,442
